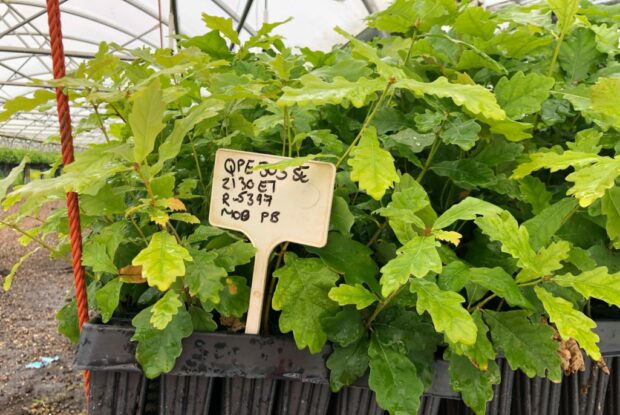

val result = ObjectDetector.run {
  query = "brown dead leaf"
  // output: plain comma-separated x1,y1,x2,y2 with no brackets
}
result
559,338,585,375
220,315,245,332
118,265,146,283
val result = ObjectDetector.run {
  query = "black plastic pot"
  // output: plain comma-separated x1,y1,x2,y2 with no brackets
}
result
75,322,458,415
75,320,620,414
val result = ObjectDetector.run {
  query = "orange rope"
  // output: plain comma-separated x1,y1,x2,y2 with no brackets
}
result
45,0,90,399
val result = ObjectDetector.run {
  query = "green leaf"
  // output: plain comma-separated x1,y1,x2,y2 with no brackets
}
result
396,77,506,121
602,188,620,248
559,28,605,83
534,286,600,360
380,236,442,297
512,150,602,179
0,89,55,122
279,74,384,108
80,184,126,216
329,284,378,310
469,267,532,309
184,250,227,304
448,352,500,415
201,14,239,44
453,7,497,40
522,198,578,250
548,0,580,33
434,197,502,230
321,307,365,347
307,232,380,294
382,128,435,157
330,196,355,235
440,114,481,151
83,241,118,275
555,266,620,308
368,334,424,415
131,305,193,378
132,231,192,291
56,300,80,344
431,160,497,190
518,176,552,215
592,78,620,130
326,337,369,392
272,253,339,353
348,126,399,200
483,310,561,381
367,0,456,32
2,249,36,292
0,157,28,201
215,276,250,317
494,71,555,120
516,240,571,283
213,241,255,272
95,278,123,323
189,306,217,332
150,290,183,330
152,99,223,174
475,211,538,272
378,182,429,228
410,278,477,345
129,79,166,164
450,310,496,371
474,140,523,166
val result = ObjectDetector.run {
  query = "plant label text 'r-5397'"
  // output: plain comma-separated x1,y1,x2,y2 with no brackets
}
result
209,149,336,334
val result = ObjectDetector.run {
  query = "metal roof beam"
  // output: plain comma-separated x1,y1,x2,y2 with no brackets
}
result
0,45,134,60
0,0,69,38
212,0,257,36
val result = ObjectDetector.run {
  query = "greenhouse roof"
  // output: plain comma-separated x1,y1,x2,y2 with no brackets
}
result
0,0,617,149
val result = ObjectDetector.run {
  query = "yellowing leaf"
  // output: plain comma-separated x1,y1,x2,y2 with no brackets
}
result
535,286,600,360
130,79,166,164
170,213,200,224
279,75,385,108
566,158,620,207
348,127,399,200
555,267,620,308
0,89,55,122
328,284,378,310
512,150,602,179
410,278,477,346
132,231,192,291
150,290,183,330
164,198,186,212
434,230,462,246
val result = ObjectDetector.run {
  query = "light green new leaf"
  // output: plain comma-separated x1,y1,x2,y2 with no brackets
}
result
184,250,227,304
516,240,571,283
555,267,620,308
410,278,477,345
433,197,502,230
150,290,183,330
559,28,605,83
132,231,192,291
453,6,496,40
0,157,28,201
95,278,123,323
329,284,378,310
494,71,555,120
2,249,37,292
450,310,496,371
327,338,369,392
469,267,532,309
511,150,602,179
380,236,441,297
377,183,429,227
0,89,55,122
367,0,456,32
566,158,620,207
484,310,561,381
449,352,500,415
397,77,506,121
590,77,620,130
348,127,399,200
368,335,424,415
330,196,355,235
130,79,166,164
548,0,580,32
602,188,620,248
131,305,193,379
272,253,339,353
201,14,239,44
82,241,118,275
534,286,600,360
475,211,538,271
278,74,384,108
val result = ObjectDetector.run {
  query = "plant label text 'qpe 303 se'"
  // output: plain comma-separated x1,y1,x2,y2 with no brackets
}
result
209,149,336,334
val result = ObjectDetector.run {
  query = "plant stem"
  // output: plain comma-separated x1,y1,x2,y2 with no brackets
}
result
0,219,63,257
416,135,440,183
187,132,208,198
127,216,148,246
135,165,156,206
167,222,183,245
92,104,111,144
335,80,394,169
366,285,405,329
472,294,497,311
108,102,127,123
367,221,387,247
262,242,289,334
283,106,291,157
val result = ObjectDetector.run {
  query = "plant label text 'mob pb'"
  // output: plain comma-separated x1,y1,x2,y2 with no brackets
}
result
209,149,336,334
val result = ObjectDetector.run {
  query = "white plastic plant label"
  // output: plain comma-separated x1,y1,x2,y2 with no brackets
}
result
209,149,336,334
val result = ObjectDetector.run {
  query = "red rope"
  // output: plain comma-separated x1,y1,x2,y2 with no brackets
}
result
45,0,90,399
